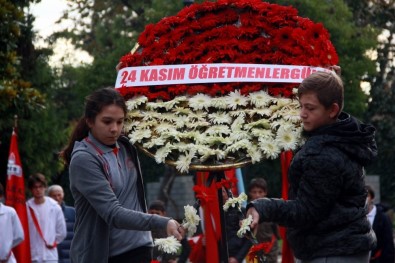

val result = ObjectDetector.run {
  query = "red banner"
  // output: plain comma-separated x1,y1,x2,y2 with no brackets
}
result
280,151,294,263
6,128,32,263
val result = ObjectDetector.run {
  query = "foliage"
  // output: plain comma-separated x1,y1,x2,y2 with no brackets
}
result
344,0,395,206
0,0,67,188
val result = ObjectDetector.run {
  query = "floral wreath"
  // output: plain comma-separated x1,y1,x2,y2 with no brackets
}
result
118,0,338,173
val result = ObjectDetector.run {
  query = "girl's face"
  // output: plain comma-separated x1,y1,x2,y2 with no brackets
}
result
88,104,125,146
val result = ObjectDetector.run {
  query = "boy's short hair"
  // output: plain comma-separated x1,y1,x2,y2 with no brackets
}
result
149,200,166,212
28,173,47,189
298,71,344,114
248,178,268,192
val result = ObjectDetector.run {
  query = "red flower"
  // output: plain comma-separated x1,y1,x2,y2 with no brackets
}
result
119,0,338,101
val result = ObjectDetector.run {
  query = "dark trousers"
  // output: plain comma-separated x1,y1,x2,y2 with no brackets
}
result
108,246,153,263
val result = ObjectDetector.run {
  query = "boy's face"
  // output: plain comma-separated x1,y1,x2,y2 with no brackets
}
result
249,186,267,200
30,182,46,200
299,92,338,132
148,209,165,216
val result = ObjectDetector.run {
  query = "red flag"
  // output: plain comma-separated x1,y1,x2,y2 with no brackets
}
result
5,128,32,263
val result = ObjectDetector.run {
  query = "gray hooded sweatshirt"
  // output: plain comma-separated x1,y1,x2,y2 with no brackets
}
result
69,134,169,263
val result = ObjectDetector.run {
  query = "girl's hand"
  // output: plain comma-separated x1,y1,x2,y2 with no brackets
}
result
166,219,184,241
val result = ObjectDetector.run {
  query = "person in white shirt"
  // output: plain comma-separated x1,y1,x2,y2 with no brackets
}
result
0,183,24,263
26,173,67,263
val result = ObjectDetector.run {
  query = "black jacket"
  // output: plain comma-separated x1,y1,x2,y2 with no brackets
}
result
249,112,377,260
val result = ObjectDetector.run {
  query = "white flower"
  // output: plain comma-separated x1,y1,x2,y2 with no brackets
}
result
208,112,232,124
182,205,201,237
128,129,151,144
226,139,250,153
142,137,166,149
126,96,148,110
226,90,249,110
154,236,182,254
282,108,301,123
189,93,212,110
205,125,231,136
173,107,192,116
154,144,173,163
185,120,211,129
244,119,270,130
251,128,274,139
229,130,251,141
247,145,262,163
155,123,177,134
175,150,196,173
248,90,273,108
205,136,232,146
276,129,299,151
237,215,253,238
223,192,248,212
259,141,281,159
229,110,247,118
231,115,245,131
211,97,228,109
127,110,144,118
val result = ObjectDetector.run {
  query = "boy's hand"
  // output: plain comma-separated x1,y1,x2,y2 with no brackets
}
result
245,207,260,233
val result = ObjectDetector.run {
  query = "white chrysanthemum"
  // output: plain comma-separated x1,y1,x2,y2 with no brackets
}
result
199,148,226,162
126,96,148,110
142,111,162,121
229,110,246,118
244,119,270,130
182,205,201,237
237,215,253,238
173,115,188,129
154,144,173,163
162,99,181,111
226,139,250,153
248,108,272,117
185,121,211,129
189,93,212,110
123,120,140,132
127,110,144,118
282,108,301,123
173,107,192,116
276,129,300,151
226,90,249,110
259,141,281,159
292,88,298,95
138,120,159,129
204,136,232,146
142,137,166,149
231,115,245,131
160,130,181,142
248,90,273,108
277,98,293,107
175,150,196,173
173,142,197,153
229,130,251,141
187,111,208,122
276,122,295,133
128,129,151,144
251,128,274,139
211,97,228,109
247,145,263,163
205,125,231,136
155,123,177,134
146,101,163,110
223,192,248,212
208,112,232,124
154,236,182,254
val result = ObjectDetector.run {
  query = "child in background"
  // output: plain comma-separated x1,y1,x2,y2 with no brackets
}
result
247,178,280,263
148,200,177,263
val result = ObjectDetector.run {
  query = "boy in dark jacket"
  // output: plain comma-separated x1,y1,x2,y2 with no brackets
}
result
246,70,377,262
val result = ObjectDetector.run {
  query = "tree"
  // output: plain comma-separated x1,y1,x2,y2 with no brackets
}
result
0,0,67,188
344,0,395,206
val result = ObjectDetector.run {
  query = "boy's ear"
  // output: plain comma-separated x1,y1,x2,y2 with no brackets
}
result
329,103,340,119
